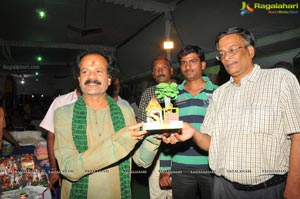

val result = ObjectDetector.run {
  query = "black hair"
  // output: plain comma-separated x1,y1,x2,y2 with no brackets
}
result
106,73,120,98
177,45,205,63
106,80,116,98
74,49,115,78
215,27,255,49
271,61,295,74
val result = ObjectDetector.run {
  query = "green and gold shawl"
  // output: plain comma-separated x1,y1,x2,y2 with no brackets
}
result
71,95,131,199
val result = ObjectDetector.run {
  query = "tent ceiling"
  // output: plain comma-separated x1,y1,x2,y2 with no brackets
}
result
0,0,299,81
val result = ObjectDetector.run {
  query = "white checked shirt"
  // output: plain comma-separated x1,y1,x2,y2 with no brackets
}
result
201,64,300,185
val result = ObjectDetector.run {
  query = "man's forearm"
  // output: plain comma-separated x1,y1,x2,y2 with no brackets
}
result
3,129,20,147
192,132,211,151
47,132,58,169
284,133,300,199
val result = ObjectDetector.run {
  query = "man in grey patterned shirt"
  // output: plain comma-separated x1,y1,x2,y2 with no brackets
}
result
137,56,174,122
137,56,174,199
162,27,300,199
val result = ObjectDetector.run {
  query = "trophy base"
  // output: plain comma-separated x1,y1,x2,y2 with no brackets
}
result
142,121,183,132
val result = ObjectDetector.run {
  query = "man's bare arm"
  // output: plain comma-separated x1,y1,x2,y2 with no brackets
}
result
162,122,211,151
284,133,300,199
192,131,211,151
47,132,61,189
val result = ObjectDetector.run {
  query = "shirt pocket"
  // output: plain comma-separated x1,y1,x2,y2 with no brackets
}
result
250,104,278,135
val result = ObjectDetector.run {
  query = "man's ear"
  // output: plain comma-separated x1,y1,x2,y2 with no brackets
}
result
247,45,255,59
108,75,112,86
201,61,207,71
152,70,156,79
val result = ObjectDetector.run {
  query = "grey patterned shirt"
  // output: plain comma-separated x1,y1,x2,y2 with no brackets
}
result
137,86,164,123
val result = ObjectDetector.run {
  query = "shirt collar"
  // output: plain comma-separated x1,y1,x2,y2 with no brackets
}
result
178,76,211,91
71,89,79,100
228,64,261,86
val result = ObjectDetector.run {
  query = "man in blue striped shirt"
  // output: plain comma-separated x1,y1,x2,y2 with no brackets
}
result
160,45,218,199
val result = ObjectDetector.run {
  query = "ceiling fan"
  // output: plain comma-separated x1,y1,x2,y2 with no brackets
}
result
67,0,102,37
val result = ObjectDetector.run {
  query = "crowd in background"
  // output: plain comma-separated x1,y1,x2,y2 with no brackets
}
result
1,26,300,199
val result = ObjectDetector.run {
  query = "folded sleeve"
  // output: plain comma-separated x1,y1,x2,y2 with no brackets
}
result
133,134,161,168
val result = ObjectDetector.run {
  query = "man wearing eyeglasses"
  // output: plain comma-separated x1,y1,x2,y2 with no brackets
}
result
160,45,218,199
162,27,300,199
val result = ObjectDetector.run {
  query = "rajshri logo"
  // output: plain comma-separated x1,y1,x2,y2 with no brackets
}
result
240,2,254,16
240,1,299,15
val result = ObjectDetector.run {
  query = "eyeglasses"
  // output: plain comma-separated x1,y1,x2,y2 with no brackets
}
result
216,44,249,61
180,59,199,66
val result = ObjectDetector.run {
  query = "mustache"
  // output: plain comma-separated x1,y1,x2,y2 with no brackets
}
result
155,74,166,78
84,79,102,85
184,69,193,73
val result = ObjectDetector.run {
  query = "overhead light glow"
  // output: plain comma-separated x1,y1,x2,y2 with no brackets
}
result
39,11,45,18
36,56,43,62
36,9,47,19
163,41,174,49
20,78,25,84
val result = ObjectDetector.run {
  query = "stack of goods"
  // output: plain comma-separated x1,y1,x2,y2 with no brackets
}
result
1,140,14,156
0,153,48,193
34,141,49,168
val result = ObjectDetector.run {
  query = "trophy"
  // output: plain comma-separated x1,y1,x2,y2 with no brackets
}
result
142,82,183,132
